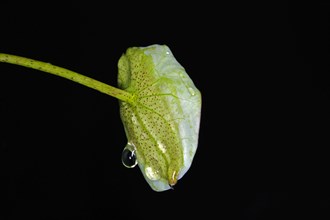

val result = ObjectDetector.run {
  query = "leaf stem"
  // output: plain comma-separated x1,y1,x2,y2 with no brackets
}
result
0,53,134,104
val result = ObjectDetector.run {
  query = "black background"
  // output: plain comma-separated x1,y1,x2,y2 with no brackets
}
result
1,2,330,219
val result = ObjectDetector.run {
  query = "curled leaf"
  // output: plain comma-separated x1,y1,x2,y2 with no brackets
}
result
118,44,202,191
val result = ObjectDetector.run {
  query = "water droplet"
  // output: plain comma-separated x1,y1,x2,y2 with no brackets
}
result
145,166,161,181
157,140,167,153
122,143,137,168
188,87,196,96
131,114,138,125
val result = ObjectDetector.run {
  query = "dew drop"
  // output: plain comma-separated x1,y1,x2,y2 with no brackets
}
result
122,143,138,168
145,166,161,181
188,87,196,96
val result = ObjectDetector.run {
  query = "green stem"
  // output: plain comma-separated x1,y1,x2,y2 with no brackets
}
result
0,53,134,104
